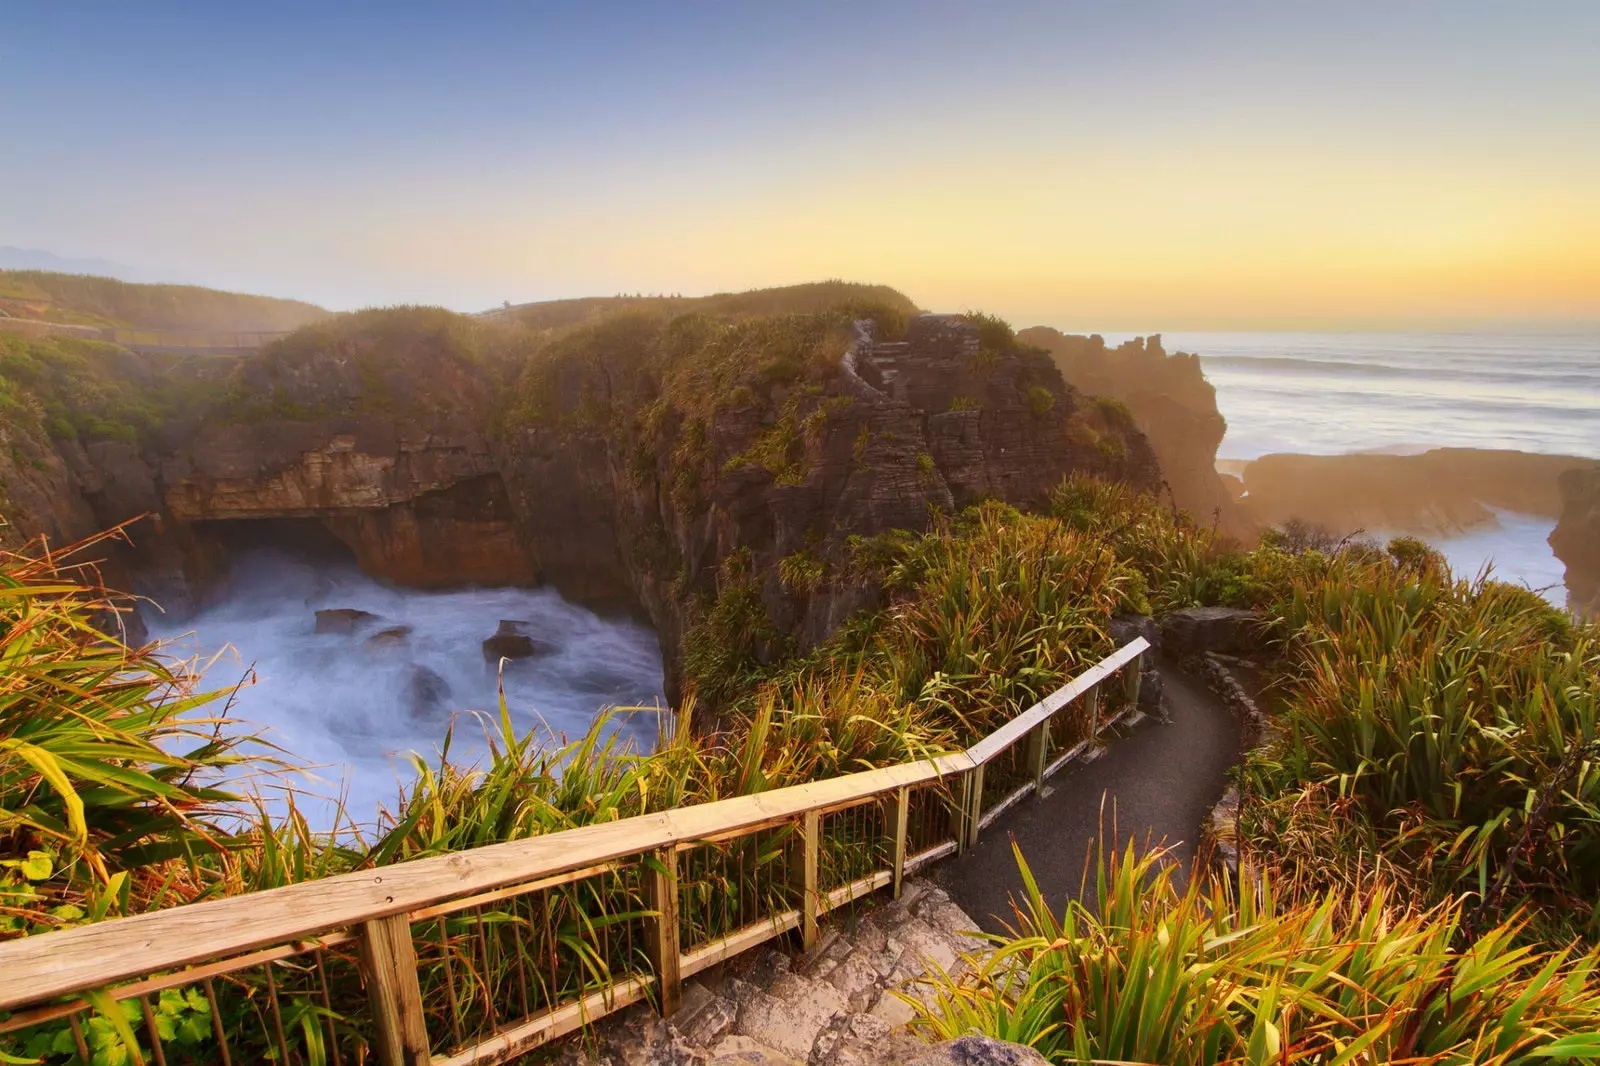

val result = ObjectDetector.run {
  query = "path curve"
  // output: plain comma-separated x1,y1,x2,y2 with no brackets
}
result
935,661,1240,933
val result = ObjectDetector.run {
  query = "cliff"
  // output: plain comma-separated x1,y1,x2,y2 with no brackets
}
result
1017,328,1247,538
1550,464,1600,616
1236,449,1592,536
0,293,1164,719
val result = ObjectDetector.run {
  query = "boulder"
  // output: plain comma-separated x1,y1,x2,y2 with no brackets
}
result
1109,613,1159,653
1159,606,1261,658
406,666,452,718
904,1037,1050,1066
365,625,414,648
482,619,557,663
314,608,379,635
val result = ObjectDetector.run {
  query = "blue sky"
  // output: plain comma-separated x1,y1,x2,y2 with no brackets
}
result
4,2,1598,327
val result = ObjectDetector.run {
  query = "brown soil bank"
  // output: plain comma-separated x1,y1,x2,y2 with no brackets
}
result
1233,448,1593,537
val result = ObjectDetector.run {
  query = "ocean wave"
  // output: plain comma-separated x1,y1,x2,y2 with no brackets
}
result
1200,354,1600,390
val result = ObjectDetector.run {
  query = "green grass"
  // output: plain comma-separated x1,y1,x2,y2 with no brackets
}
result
909,842,1600,1064
0,271,325,332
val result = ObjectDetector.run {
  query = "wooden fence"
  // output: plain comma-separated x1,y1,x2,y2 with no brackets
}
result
0,638,1149,1066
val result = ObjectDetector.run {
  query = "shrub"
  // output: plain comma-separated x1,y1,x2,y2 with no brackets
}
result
1024,385,1055,417
910,842,1600,1064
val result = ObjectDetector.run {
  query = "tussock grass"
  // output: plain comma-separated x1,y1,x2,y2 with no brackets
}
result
910,843,1600,1064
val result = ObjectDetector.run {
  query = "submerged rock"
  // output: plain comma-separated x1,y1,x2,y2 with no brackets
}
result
366,625,414,648
406,665,452,718
314,608,379,635
482,619,556,663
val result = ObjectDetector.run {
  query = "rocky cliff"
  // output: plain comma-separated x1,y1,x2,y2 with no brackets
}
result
1550,464,1600,616
1236,449,1592,537
0,298,1164,717
1017,328,1247,538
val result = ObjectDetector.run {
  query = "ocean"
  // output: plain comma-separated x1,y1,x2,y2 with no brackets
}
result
1102,332,1600,602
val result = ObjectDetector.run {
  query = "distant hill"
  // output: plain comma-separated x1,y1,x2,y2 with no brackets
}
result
500,280,920,333
0,270,327,332
0,247,180,283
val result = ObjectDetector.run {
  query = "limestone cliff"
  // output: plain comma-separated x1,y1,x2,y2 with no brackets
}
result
1550,465,1600,616
1018,328,1247,538
0,299,1164,716
1237,449,1591,537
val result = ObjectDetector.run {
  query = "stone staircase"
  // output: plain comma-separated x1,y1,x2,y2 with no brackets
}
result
560,880,991,1066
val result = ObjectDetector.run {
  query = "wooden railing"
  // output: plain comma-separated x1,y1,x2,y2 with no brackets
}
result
0,639,1149,1066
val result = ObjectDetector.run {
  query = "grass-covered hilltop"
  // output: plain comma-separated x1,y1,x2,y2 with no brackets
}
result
3,274,1600,1064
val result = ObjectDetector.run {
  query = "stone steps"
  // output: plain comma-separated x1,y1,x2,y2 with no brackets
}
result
560,880,989,1066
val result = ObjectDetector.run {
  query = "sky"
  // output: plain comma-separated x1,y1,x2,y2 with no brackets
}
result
4,2,1599,330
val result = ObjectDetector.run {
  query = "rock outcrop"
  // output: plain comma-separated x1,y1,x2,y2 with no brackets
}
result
1550,464,1600,616
0,306,1165,718
1019,328,1247,538
1235,448,1590,537
559,879,993,1066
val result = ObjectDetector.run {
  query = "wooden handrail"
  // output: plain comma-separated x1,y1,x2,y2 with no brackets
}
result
0,637,1148,1033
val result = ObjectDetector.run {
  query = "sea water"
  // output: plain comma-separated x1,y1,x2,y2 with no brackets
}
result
1103,331,1600,605
148,548,666,831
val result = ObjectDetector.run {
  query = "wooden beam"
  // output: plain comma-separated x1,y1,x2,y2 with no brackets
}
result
0,643,1146,1013
890,786,910,900
1025,721,1048,794
966,763,986,850
358,915,430,1066
966,639,1147,763
1124,653,1143,707
644,847,682,1016
0,750,970,1009
797,811,820,950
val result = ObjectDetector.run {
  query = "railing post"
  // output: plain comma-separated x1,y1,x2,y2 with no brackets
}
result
359,915,430,1066
1086,687,1102,737
966,762,986,849
950,770,971,854
1026,721,1049,794
796,811,820,949
645,845,683,1016
1124,654,1142,708
891,786,910,899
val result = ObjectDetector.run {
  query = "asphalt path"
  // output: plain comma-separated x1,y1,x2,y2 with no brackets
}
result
934,662,1241,933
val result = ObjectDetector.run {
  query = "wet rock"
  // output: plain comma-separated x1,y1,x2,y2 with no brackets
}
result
365,625,413,648
904,1037,1049,1066
1159,606,1261,658
406,666,452,718
482,619,557,663
1109,613,1159,653
314,608,379,635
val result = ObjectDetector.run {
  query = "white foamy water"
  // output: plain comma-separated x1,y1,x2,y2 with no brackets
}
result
149,549,667,831
1095,331,1599,607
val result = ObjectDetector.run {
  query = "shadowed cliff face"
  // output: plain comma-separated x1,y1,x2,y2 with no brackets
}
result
1018,328,1247,539
0,305,1163,717
1550,465,1600,616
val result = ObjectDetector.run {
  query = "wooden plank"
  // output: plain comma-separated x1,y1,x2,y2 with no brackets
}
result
820,869,893,913
430,974,653,1066
643,847,682,1016
680,912,801,979
359,915,430,1066
903,840,958,876
0,751,970,1008
890,786,910,900
966,638,1147,764
797,811,820,950
1025,722,1048,794
1124,653,1143,705
0,645,1146,1011
966,763,986,849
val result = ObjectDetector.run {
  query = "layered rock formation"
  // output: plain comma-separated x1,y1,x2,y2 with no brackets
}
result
1550,464,1600,616
1235,448,1591,537
0,305,1164,717
1018,329,1248,538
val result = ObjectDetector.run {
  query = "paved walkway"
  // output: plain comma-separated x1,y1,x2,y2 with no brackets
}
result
934,661,1240,933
